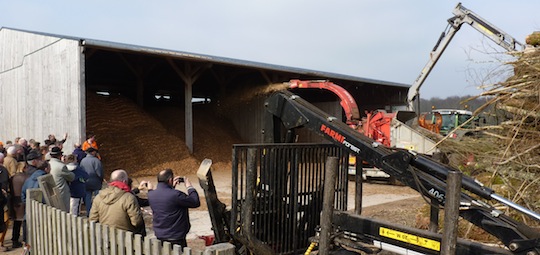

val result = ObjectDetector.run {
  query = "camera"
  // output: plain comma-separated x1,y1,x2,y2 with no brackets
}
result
174,177,184,186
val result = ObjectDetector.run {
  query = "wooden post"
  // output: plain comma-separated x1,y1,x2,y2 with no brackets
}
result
354,161,363,215
429,198,439,232
243,148,256,239
185,80,194,154
319,157,338,255
441,171,462,255
26,189,42,253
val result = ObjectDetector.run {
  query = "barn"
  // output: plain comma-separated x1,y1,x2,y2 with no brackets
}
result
0,27,409,166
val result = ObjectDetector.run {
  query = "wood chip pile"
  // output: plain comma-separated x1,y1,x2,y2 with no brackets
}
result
85,92,242,179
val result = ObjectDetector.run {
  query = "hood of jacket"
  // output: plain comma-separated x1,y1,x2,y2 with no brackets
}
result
99,185,128,205
66,163,77,171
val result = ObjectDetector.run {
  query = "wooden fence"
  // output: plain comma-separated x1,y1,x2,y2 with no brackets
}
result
26,187,234,255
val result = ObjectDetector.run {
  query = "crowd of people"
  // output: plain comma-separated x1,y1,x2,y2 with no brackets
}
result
0,132,201,252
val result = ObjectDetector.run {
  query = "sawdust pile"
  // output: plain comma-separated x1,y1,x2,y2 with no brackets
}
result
85,92,243,179
440,47,540,221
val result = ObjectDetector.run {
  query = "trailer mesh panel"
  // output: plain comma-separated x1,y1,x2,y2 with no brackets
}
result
231,143,349,254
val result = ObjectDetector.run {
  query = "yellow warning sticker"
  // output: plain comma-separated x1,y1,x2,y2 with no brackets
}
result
379,227,440,251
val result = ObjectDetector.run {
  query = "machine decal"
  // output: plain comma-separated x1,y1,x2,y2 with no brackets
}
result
320,124,360,153
379,227,441,251
428,188,445,202
320,124,345,143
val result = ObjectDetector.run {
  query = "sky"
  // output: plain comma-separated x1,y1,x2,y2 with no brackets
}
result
1,1,539,99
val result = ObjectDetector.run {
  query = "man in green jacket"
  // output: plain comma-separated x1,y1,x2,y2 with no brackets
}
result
89,169,144,235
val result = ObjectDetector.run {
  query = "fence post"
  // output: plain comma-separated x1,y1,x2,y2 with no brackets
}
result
441,171,462,255
354,161,363,215
172,244,181,255
319,156,339,255
134,234,143,255
81,217,88,254
429,197,439,232
26,189,42,253
38,203,46,255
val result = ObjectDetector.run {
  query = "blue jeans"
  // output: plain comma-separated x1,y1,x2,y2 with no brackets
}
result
84,190,100,215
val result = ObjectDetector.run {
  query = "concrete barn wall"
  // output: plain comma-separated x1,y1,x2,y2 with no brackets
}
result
0,28,84,146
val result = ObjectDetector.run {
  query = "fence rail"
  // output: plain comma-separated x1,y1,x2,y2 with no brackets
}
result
26,187,235,255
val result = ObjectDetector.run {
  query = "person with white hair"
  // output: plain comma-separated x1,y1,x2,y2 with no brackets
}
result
17,138,30,161
89,169,144,235
72,142,86,163
4,146,21,176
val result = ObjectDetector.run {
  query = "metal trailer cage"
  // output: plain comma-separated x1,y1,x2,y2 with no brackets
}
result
231,143,349,254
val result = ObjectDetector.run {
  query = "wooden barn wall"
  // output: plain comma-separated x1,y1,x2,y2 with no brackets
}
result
0,28,84,146
295,101,341,143
229,95,266,143
230,96,341,144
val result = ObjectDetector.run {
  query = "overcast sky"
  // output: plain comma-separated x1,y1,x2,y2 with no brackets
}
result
1,1,539,99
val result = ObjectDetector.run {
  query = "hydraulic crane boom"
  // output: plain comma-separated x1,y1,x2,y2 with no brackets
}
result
265,91,540,254
408,2,525,112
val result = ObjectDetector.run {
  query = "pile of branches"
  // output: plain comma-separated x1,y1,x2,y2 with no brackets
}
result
440,48,540,223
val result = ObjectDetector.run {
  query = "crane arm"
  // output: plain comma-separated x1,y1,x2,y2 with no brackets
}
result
265,91,540,254
407,2,524,112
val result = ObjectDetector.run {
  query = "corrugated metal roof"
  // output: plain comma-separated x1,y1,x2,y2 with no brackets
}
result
2,26,410,88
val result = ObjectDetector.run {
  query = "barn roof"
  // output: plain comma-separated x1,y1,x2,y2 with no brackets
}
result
3,26,409,89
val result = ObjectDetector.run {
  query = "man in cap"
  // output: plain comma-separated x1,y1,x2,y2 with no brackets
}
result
49,147,75,212
21,150,48,247
80,147,103,215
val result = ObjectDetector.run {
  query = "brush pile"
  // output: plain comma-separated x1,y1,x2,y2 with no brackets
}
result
438,45,540,224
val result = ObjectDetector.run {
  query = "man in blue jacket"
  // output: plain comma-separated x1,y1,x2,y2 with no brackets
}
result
148,169,200,250
80,147,103,215
21,151,48,246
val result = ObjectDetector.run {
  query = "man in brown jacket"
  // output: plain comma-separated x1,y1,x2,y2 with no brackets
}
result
4,146,20,176
89,170,144,235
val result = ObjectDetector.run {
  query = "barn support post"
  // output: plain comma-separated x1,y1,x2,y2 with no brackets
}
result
167,59,209,154
185,80,194,153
